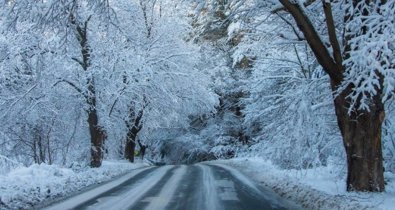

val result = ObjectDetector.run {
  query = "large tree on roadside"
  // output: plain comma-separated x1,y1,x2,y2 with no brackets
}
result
124,101,145,163
276,0,394,191
66,13,107,168
1,0,112,168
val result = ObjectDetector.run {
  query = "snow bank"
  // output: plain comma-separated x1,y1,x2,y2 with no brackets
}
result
215,158,395,210
0,160,149,210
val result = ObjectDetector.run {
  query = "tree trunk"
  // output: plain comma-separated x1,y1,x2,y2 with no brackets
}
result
88,109,103,167
278,0,386,192
124,103,144,163
124,123,142,163
332,83,385,191
338,0,385,191
124,137,136,162
38,135,45,164
86,76,105,167
138,139,147,160
70,15,106,168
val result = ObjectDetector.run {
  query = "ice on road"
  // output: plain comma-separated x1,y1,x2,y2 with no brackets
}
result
44,164,303,210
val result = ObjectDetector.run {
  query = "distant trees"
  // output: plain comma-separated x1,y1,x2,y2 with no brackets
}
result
276,0,394,191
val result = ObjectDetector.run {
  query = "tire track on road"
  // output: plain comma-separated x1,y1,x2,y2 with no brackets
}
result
84,165,175,210
43,166,154,210
209,163,303,210
142,165,187,210
196,164,223,210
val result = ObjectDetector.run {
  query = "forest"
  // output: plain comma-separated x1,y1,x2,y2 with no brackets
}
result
0,0,394,209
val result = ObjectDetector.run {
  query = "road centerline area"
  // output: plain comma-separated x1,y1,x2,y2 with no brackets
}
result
143,165,187,210
197,164,224,210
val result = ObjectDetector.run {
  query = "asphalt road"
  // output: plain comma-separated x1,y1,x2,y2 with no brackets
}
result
43,164,303,210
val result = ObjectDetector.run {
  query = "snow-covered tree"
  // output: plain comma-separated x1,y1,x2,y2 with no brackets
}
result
273,0,395,191
0,0,218,167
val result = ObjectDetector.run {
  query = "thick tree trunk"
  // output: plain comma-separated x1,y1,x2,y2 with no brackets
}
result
124,104,144,163
70,15,106,168
124,137,136,162
278,0,386,192
88,109,103,167
138,139,147,160
332,83,385,191
87,79,107,168
124,123,141,163
339,0,385,191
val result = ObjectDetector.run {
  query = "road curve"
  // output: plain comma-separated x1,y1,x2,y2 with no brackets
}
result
43,164,303,210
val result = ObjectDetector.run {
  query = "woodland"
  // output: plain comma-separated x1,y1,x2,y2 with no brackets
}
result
0,0,394,197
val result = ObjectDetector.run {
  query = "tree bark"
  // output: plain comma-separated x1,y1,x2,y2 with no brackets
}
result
278,0,385,191
124,104,144,162
124,136,136,163
87,105,104,167
70,14,106,168
138,139,147,160
338,0,385,191
331,82,385,191
124,120,142,163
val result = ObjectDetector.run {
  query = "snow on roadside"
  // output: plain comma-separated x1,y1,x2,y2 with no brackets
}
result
215,158,395,210
0,160,149,210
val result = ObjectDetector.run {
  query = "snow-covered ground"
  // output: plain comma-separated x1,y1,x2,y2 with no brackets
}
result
0,160,149,210
216,158,395,210
2,158,395,210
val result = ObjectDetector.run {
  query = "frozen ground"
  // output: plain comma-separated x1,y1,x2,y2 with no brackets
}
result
0,160,149,210
215,158,395,210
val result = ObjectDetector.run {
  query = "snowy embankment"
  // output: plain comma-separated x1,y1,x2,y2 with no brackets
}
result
0,160,149,210
216,158,395,210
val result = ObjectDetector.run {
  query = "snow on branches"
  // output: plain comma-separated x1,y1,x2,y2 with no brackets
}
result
342,1,395,111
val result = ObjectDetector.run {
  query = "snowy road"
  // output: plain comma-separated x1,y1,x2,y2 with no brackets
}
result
43,164,302,210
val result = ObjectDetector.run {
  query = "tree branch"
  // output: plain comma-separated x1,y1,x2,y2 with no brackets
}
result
108,98,119,117
53,79,86,99
279,0,342,83
322,1,343,70
276,13,304,41
72,57,84,67
272,0,318,13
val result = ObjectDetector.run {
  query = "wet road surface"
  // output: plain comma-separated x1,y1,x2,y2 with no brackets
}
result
43,164,303,210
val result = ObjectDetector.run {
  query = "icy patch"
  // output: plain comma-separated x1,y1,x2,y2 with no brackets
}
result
197,164,223,210
44,166,153,210
87,165,173,210
216,180,238,201
144,165,187,210
210,163,300,209
210,163,261,193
